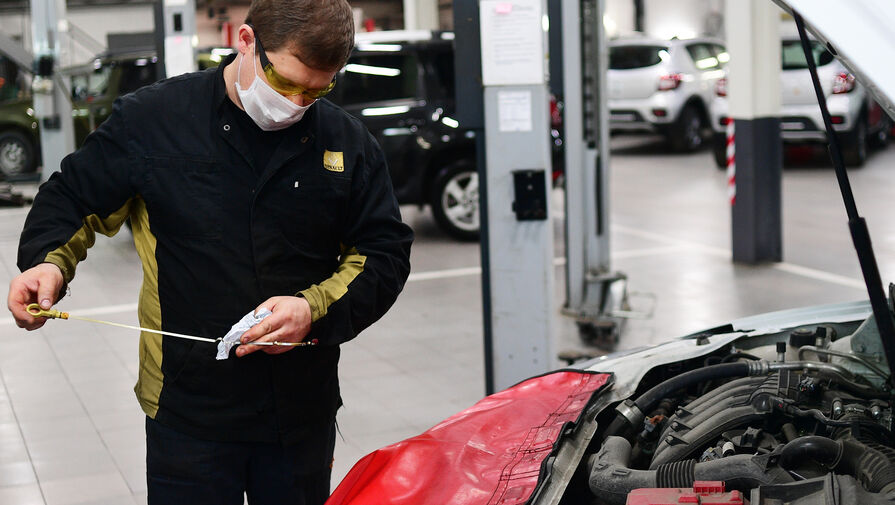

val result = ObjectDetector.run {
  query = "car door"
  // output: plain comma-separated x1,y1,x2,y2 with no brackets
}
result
329,49,428,202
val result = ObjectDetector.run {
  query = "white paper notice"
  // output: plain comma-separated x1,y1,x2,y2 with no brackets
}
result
498,90,533,132
480,0,545,86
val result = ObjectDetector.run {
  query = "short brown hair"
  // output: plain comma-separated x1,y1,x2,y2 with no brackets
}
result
246,0,354,71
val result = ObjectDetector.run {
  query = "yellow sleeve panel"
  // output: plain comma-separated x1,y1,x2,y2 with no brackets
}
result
43,201,133,284
299,245,367,322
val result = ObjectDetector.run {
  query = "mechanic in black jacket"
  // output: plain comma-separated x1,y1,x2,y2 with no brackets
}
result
6,0,413,503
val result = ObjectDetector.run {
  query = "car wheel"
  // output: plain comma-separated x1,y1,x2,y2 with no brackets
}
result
841,119,867,167
431,160,480,241
0,131,36,178
868,116,891,149
711,133,727,169
669,104,705,152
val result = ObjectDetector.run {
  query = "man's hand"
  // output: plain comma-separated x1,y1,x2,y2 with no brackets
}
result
236,296,312,357
7,263,64,330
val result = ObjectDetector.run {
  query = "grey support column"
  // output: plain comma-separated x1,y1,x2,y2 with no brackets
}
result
726,0,783,263
479,0,556,391
31,0,75,181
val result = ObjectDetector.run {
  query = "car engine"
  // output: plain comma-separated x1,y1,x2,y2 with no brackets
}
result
580,316,895,504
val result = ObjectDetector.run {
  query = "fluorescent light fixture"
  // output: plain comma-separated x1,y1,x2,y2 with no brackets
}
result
357,43,403,52
135,58,148,66
717,52,730,64
345,63,401,77
361,105,410,116
441,116,459,128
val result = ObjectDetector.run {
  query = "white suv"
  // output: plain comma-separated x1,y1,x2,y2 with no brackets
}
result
608,36,727,151
710,38,892,167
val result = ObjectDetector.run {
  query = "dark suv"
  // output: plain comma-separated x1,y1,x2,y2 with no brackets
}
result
0,50,159,179
327,31,479,240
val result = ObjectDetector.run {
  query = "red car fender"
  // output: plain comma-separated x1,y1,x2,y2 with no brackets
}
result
327,370,612,505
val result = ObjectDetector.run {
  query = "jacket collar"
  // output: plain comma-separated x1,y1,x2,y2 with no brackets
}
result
214,53,322,185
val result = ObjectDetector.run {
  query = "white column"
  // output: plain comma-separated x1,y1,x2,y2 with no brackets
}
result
403,0,439,31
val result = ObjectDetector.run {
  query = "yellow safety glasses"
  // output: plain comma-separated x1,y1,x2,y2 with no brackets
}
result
255,33,336,99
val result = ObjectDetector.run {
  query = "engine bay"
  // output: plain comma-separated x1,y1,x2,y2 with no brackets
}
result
566,313,895,504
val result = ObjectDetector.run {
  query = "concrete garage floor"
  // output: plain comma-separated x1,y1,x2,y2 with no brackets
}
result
0,135,893,504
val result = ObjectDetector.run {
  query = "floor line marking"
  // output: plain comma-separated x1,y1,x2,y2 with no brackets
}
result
1,237,863,325
613,224,864,290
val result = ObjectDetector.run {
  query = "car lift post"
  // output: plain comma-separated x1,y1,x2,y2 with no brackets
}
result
463,0,556,393
30,0,75,182
726,0,783,263
153,0,197,81
560,0,629,349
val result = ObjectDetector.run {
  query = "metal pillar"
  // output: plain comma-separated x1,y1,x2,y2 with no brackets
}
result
480,0,555,392
31,0,75,181
561,0,628,348
157,0,197,78
726,0,782,263
403,0,440,31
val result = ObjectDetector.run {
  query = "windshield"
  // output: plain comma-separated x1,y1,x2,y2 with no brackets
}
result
781,40,835,70
609,45,668,70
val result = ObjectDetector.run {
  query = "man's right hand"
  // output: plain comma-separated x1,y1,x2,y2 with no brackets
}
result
7,263,64,330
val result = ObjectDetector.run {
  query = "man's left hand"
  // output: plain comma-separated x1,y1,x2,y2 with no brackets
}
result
236,296,312,357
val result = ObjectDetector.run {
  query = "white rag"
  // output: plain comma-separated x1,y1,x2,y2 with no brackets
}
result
216,308,273,360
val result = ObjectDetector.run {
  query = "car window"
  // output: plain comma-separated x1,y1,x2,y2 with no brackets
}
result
609,45,667,69
781,40,834,70
711,44,730,66
432,50,455,101
0,57,31,103
686,43,721,70
71,66,113,101
118,59,159,95
336,53,419,106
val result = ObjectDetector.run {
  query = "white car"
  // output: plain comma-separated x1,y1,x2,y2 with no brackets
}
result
608,36,727,151
710,38,892,168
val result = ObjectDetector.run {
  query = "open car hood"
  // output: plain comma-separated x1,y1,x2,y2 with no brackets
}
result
773,0,895,118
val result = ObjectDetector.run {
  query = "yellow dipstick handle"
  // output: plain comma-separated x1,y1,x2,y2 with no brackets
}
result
26,303,69,319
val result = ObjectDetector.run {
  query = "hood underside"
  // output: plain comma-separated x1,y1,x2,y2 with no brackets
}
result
773,0,895,119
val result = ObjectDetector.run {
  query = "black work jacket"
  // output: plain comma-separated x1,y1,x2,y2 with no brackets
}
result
18,55,413,449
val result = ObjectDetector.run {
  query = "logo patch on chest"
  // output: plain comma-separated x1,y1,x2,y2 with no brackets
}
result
323,150,344,173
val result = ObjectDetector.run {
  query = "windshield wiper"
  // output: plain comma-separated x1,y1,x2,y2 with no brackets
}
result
793,11,895,389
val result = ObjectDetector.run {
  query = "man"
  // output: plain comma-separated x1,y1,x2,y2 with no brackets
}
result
6,0,413,503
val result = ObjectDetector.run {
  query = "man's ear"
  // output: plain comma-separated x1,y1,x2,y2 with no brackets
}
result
236,24,255,56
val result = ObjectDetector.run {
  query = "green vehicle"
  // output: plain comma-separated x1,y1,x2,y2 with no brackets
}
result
0,56,40,178
0,50,159,179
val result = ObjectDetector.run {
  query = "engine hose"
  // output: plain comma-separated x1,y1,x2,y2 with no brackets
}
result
603,362,752,438
779,435,895,494
603,360,880,439
588,436,790,505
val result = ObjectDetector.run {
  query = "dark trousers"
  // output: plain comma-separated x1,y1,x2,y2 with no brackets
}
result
146,417,334,505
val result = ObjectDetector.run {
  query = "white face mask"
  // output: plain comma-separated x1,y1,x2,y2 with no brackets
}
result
235,43,312,131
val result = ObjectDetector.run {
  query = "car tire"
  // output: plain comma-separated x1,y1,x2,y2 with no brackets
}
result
868,116,892,149
431,160,480,241
841,119,867,167
669,104,705,152
0,131,36,179
712,133,727,169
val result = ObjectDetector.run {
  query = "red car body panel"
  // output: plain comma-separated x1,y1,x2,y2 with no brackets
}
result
327,370,611,505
